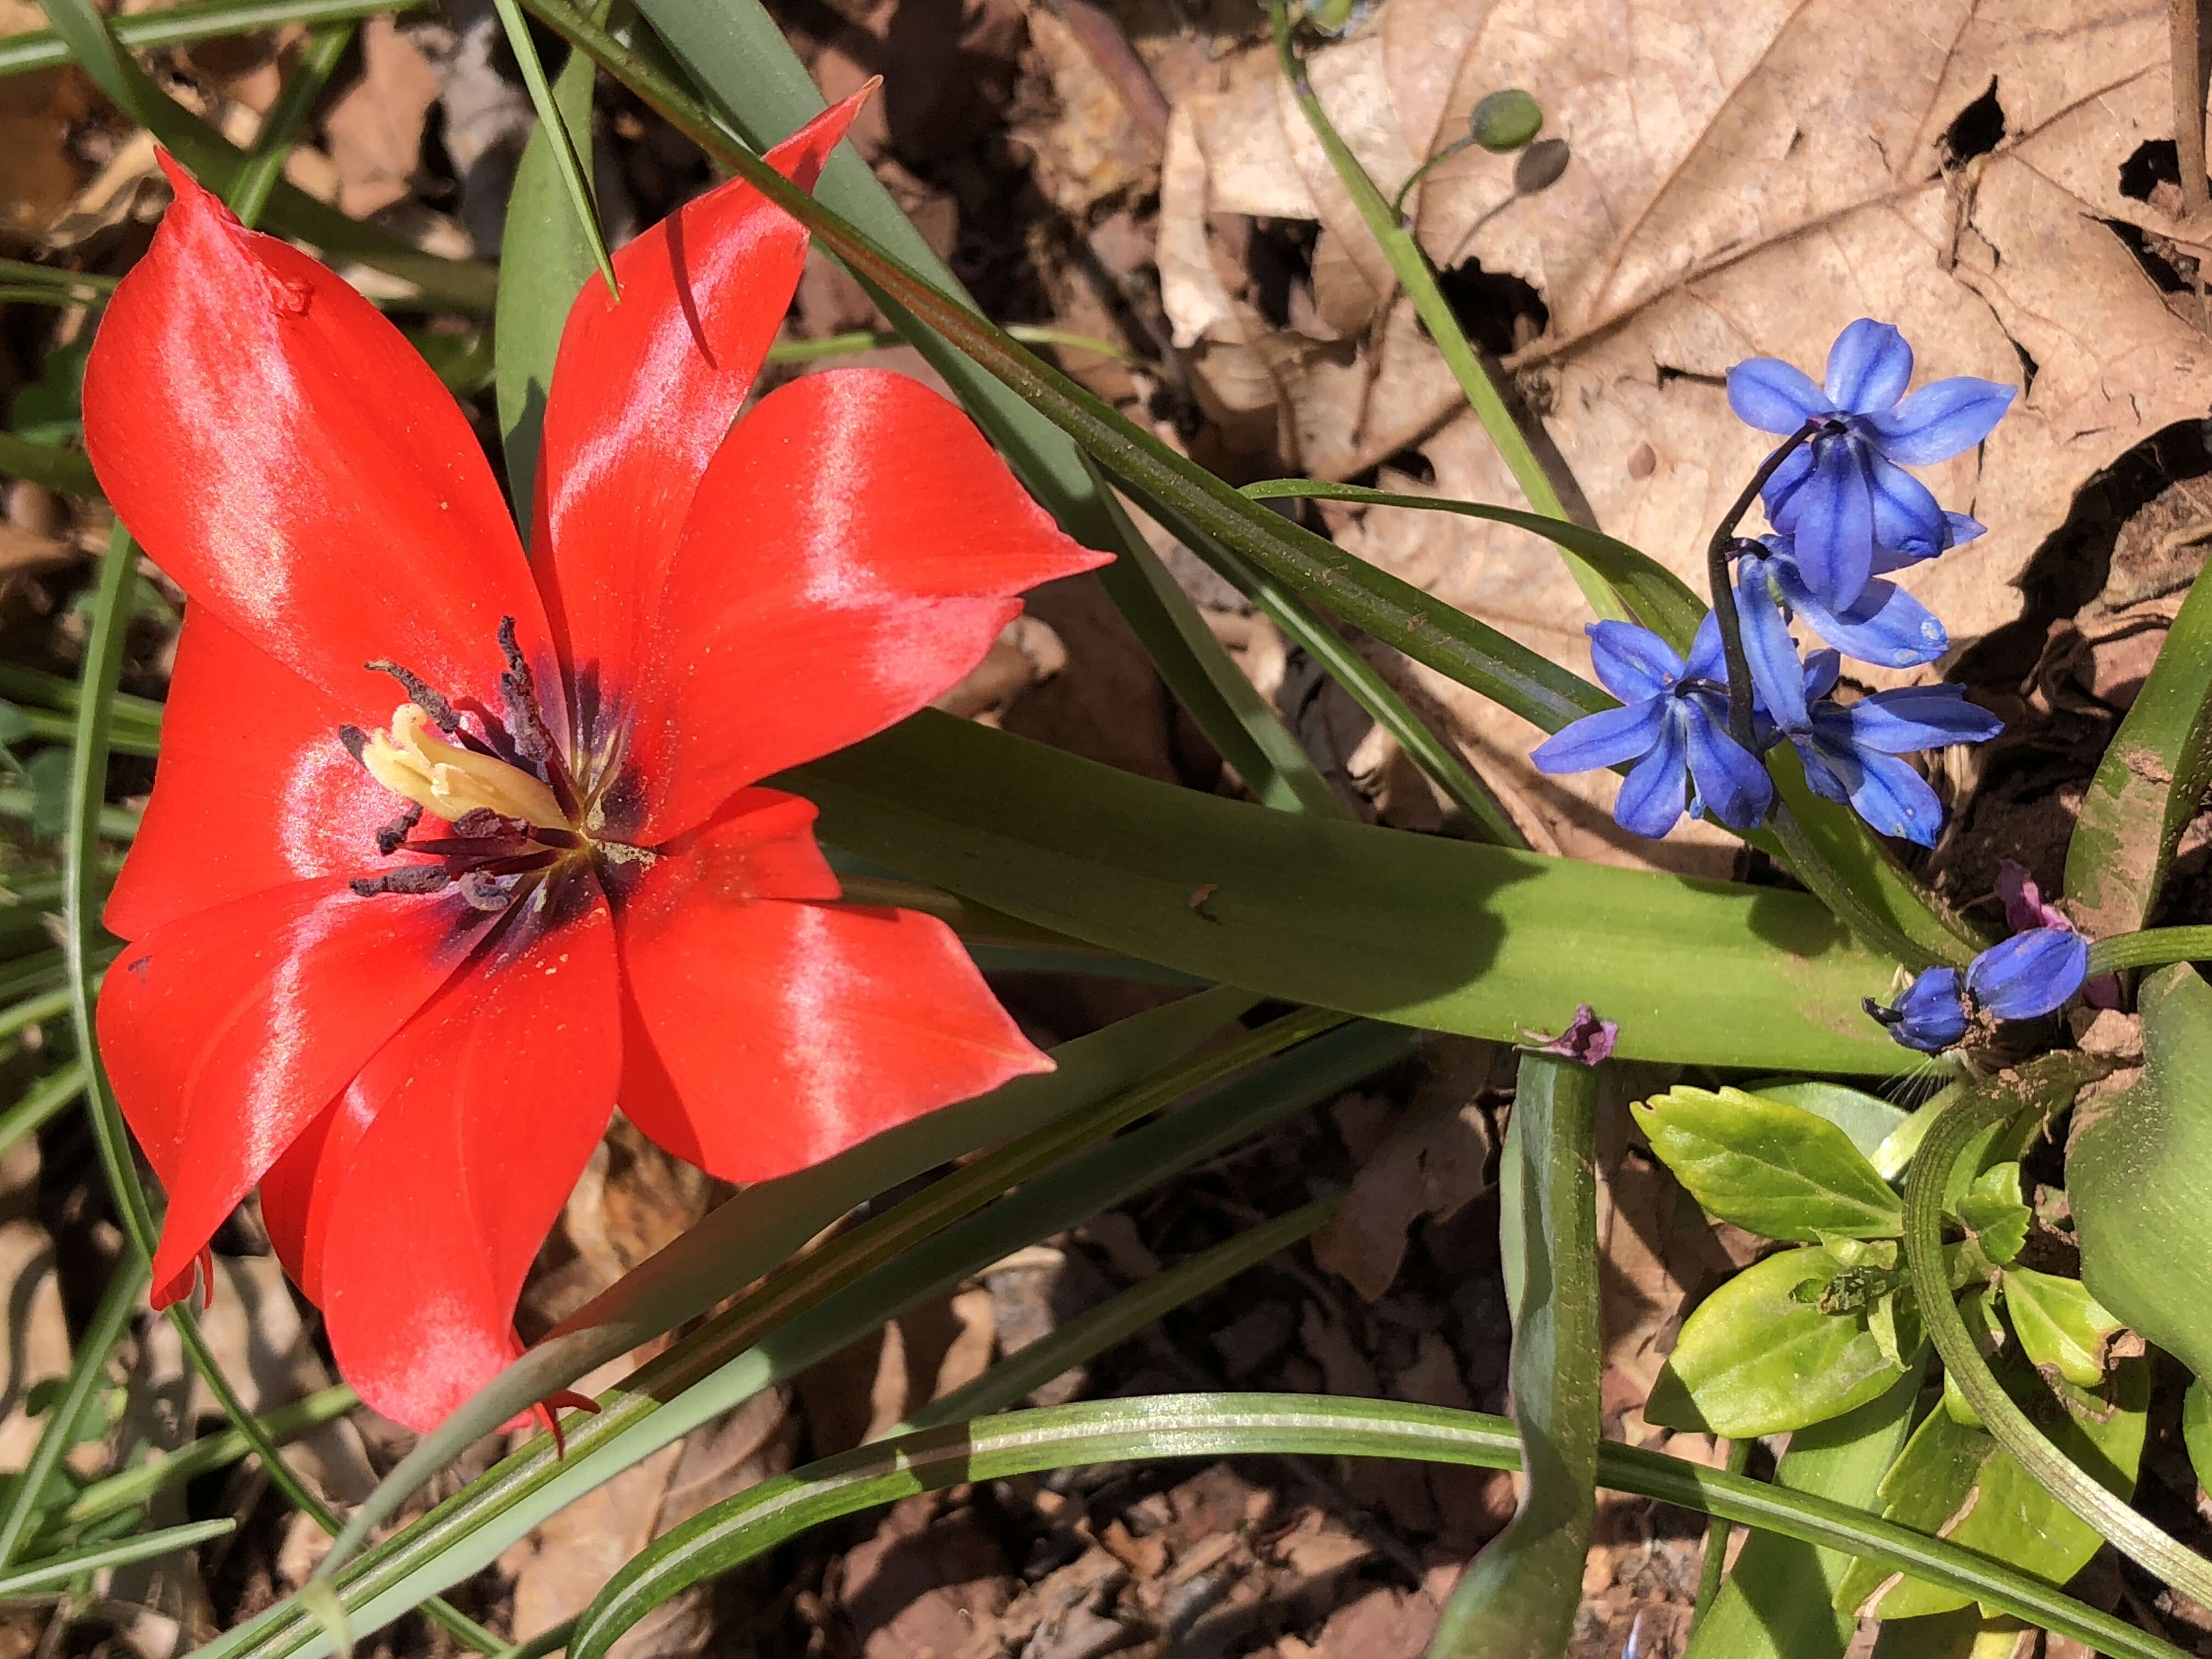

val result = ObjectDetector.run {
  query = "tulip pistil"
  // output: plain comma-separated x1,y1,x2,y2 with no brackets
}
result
359,702,568,831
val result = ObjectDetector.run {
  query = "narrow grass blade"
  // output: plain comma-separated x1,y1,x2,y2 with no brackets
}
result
0,0,423,76
0,1063,87,1162
224,18,354,228
55,1385,358,1532
0,1518,235,1595
560,1394,2185,1659
893,1194,1344,1436
1430,1053,1600,1658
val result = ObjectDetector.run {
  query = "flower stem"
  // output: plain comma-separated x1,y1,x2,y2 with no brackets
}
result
2084,925,2212,977
1703,419,1822,749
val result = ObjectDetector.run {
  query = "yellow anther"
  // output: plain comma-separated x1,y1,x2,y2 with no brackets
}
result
360,703,567,831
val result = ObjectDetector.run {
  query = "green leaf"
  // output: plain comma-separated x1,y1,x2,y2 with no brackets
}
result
2066,565,2212,936
1742,1078,1910,1163
795,712,1908,1073
1646,1246,1912,1437
2184,1381,2212,1492
496,36,599,530
1833,1352,2150,1622
1430,1053,1600,1658
0,702,32,748
2072,964,2212,1385
1635,1086,1903,1241
1951,1163,2029,1266
25,748,70,840
2002,1268,2120,1389
1683,1363,1923,1659
550,1392,2182,1659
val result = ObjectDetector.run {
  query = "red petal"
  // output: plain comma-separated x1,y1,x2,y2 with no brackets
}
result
82,154,552,713
533,93,862,721
97,876,489,1305
612,802,1048,1185
315,882,619,1431
624,369,1109,839
107,610,414,940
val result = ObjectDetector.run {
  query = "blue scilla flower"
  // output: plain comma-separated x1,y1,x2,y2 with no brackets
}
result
1531,614,1772,838
1734,533,1948,729
1727,319,2015,612
1864,927,2091,1052
1785,651,2003,846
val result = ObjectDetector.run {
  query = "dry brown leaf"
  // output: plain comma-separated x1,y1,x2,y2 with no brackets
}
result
1312,1039,1497,1301
320,16,438,217
1161,0,2212,867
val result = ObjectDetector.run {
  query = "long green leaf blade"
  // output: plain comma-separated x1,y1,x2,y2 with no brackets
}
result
561,1394,2183,1659
795,710,1906,1072
1430,1053,1600,1658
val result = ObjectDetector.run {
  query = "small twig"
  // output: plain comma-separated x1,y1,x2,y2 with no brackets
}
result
2174,0,2209,219
1705,419,1825,748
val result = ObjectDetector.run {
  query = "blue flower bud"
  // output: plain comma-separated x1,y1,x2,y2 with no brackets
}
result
1864,967,1967,1052
1964,926,2090,1022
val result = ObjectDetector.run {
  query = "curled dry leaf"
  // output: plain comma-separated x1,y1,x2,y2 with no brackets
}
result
1160,0,2212,866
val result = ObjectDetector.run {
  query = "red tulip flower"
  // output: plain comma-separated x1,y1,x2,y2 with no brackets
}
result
83,93,1107,1431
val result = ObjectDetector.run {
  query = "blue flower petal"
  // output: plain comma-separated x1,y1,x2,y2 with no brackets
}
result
1531,698,1669,775
1866,456,1951,558
1824,320,1914,414
1966,927,2090,1020
1786,437,1876,610
1862,376,2017,465
1802,647,1843,702
1762,444,1814,526
1586,620,1683,703
1683,608,1730,684
1613,711,1689,837
1944,511,1987,545
1775,561,1948,668
1790,729,1854,805
1839,745,1948,845
1839,684,2004,754
1866,967,1968,1051
1682,705,1774,829
1727,357,1834,433
1735,558,1808,728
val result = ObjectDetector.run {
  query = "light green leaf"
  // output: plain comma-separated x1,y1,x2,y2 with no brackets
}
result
1635,1086,1903,1241
1683,1363,1923,1659
2002,1268,2120,1389
1952,1163,2029,1266
1646,1246,1912,1437
2184,1381,2212,1492
1744,1079,1910,1163
1836,1353,2150,1621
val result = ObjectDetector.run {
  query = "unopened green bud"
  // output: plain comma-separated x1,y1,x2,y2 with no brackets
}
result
1469,89,1543,153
